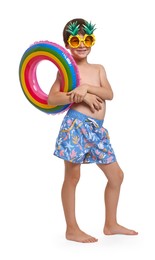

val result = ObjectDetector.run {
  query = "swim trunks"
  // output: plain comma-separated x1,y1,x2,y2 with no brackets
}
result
54,109,116,164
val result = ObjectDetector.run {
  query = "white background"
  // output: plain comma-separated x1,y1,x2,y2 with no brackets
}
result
0,0,155,259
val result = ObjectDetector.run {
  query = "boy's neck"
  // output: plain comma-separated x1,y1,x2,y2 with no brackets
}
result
73,57,88,66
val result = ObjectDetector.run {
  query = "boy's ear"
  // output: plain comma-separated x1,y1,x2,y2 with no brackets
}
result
65,43,69,49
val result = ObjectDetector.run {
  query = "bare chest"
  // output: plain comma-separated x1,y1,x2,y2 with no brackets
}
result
78,66,101,86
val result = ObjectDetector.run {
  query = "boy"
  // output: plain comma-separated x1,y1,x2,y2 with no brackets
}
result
48,18,138,243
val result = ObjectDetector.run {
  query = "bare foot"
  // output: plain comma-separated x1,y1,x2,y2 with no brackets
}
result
66,228,98,243
104,224,138,236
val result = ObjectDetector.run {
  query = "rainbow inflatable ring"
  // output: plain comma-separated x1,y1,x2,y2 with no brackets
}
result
19,41,80,114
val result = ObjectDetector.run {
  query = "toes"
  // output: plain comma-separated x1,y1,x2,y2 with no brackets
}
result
82,237,98,243
130,230,138,235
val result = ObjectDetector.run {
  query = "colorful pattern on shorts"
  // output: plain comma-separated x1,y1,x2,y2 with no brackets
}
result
54,109,116,164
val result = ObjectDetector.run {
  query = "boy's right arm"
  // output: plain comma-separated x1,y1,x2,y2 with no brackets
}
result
47,72,71,106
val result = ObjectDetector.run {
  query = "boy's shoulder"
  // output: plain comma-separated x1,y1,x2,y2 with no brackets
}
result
90,63,105,71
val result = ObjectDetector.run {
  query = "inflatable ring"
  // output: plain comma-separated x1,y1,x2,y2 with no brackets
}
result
19,41,80,114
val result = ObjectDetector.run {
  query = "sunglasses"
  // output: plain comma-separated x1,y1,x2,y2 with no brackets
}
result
67,34,96,48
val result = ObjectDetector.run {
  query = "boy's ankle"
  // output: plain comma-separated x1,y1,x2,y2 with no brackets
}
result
66,224,80,233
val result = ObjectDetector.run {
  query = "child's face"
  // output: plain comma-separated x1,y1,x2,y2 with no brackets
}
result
66,34,94,60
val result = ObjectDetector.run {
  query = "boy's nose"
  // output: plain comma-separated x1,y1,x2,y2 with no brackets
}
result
79,40,85,47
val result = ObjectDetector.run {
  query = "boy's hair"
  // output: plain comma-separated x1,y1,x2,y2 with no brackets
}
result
63,18,86,46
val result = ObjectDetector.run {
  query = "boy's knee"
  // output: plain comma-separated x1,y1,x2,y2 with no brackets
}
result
110,169,124,188
64,161,81,184
66,170,80,186
71,173,80,185
118,170,124,185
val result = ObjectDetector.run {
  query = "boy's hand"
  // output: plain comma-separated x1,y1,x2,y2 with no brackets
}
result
83,93,103,113
67,85,87,103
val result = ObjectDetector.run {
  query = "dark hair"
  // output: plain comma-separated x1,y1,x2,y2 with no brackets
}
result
63,18,86,45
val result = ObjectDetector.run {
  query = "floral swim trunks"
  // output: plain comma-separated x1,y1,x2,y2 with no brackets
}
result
54,109,116,164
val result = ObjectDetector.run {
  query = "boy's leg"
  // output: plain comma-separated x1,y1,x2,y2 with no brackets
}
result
97,161,138,235
62,160,98,242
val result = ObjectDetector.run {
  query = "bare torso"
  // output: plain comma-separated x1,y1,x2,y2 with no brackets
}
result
71,63,106,120
71,102,106,120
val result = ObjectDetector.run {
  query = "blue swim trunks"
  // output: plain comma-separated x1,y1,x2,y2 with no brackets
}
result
54,109,116,164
